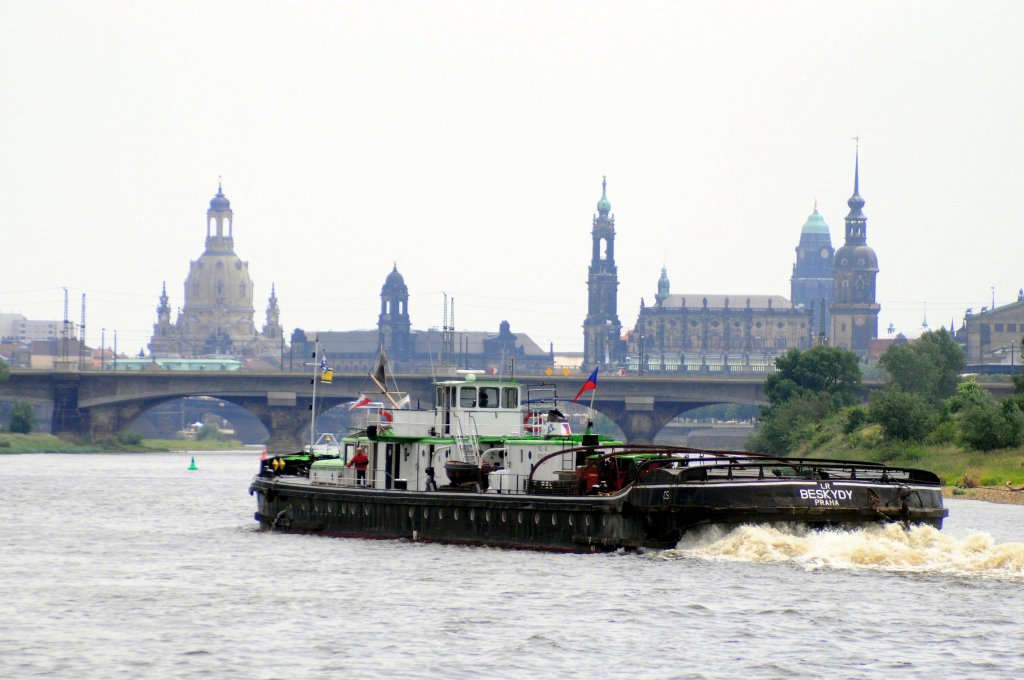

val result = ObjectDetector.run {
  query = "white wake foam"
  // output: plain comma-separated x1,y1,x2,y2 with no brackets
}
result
652,523,1024,579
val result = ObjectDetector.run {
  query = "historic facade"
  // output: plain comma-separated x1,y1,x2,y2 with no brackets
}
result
790,203,835,340
627,280,813,373
829,149,880,357
582,178,625,367
310,266,553,375
962,292,1024,366
149,184,283,358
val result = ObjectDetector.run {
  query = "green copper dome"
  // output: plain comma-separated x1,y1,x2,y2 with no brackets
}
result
597,176,611,215
801,208,830,235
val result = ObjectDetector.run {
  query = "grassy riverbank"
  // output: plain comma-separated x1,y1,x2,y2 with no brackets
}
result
0,433,247,454
793,422,1024,488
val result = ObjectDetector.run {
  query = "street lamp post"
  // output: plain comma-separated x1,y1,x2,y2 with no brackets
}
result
638,334,645,376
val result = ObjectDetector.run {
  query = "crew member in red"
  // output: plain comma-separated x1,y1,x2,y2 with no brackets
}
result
348,446,369,486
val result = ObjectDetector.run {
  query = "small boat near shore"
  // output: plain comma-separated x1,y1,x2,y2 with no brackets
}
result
250,370,948,552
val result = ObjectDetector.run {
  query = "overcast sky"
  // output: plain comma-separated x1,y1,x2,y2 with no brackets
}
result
2,1,1022,357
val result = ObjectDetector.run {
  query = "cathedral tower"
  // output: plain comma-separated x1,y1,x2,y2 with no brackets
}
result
790,202,835,340
379,264,411,358
583,177,623,366
830,147,880,357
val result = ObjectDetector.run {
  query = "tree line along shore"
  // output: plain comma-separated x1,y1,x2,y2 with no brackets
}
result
5,339,1024,502
747,329,1024,500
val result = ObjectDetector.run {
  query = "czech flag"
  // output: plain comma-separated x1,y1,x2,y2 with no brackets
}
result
573,367,599,403
348,395,372,410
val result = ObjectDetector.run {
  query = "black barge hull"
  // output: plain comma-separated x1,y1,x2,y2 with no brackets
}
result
250,475,946,553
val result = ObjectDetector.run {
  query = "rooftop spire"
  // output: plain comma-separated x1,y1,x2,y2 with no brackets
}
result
852,137,860,195
596,176,611,216
845,138,866,223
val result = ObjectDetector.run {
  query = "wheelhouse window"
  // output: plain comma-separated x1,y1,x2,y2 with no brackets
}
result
478,386,499,408
459,386,477,408
501,387,519,409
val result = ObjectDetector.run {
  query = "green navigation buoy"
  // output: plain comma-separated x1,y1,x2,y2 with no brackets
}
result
188,456,198,471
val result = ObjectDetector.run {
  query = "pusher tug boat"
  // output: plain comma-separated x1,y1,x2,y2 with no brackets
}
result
249,369,947,552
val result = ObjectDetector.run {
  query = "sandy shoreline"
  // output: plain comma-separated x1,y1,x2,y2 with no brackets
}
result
943,486,1024,506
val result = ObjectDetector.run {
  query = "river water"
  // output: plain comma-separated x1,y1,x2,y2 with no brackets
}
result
2,451,1023,679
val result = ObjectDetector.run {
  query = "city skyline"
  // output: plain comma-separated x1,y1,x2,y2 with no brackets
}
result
2,2,1021,355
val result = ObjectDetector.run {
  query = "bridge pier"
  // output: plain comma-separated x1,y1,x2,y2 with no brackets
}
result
596,398,712,443
87,403,146,441
245,398,314,455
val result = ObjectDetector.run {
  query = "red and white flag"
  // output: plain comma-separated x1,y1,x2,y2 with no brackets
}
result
348,395,372,410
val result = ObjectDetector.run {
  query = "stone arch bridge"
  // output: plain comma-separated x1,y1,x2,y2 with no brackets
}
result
3,369,1010,453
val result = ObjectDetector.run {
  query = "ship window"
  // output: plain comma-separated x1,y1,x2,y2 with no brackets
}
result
501,387,518,408
460,386,477,407
479,386,499,408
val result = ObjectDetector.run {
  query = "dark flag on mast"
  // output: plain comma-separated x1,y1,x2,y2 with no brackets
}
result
373,348,388,388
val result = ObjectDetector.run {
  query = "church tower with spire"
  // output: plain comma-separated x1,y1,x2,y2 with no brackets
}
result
583,177,624,367
263,284,283,340
830,146,880,357
791,201,835,341
379,264,412,358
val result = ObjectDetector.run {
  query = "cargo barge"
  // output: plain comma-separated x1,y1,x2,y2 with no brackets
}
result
250,372,947,552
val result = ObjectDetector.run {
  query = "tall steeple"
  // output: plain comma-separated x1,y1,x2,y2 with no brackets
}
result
830,142,880,357
583,176,623,366
263,283,282,338
844,143,867,244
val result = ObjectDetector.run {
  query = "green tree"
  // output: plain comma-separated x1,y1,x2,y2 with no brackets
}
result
751,346,862,454
8,400,35,434
955,383,1024,451
0,358,9,383
764,346,862,408
879,329,964,403
748,393,834,454
868,387,936,442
